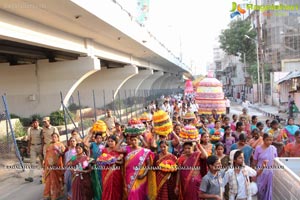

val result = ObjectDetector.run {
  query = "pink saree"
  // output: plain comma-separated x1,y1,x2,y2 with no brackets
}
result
123,147,156,200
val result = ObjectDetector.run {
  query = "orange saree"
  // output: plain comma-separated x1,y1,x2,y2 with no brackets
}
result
43,142,65,200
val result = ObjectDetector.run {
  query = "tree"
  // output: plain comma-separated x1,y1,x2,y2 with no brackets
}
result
219,19,258,81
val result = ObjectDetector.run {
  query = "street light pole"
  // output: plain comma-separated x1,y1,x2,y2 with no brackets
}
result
245,35,261,104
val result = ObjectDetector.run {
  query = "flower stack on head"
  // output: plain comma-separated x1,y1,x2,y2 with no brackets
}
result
96,153,117,167
159,159,177,172
153,110,173,136
179,125,200,142
183,111,196,121
139,112,151,123
124,118,146,136
183,111,197,124
211,131,221,142
91,120,107,137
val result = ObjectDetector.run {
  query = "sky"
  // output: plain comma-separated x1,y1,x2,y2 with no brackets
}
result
117,0,251,75
145,0,234,75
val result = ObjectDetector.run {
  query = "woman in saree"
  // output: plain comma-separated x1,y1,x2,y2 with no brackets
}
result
68,142,93,200
249,128,263,151
43,132,65,200
279,117,299,144
155,140,178,200
267,120,284,156
175,141,208,200
200,132,215,156
253,133,278,200
101,135,123,200
118,135,157,200
84,120,108,200
284,131,300,157
209,120,225,144
64,137,77,200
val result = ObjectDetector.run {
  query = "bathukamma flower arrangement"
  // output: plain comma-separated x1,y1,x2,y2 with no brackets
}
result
124,118,146,136
152,110,173,136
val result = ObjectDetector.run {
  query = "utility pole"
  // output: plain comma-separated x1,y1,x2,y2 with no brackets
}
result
256,1,265,104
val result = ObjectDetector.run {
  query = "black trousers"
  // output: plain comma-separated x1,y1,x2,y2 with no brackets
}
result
226,107,230,114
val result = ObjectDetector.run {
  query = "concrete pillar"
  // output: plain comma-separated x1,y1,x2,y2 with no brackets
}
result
152,73,171,90
139,71,164,91
168,76,183,89
119,69,153,98
72,65,138,109
0,56,100,117
161,75,178,89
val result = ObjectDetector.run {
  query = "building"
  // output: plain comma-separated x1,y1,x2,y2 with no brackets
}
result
248,0,300,104
213,43,249,100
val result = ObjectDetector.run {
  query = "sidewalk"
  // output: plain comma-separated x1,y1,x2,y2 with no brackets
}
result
249,103,288,119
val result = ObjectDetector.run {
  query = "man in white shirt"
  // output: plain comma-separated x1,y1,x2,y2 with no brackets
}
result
161,101,171,114
242,99,250,110
223,150,257,200
225,97,231,114
190,100,199,113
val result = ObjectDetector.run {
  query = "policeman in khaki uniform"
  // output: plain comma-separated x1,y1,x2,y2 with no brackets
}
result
25,118,43,182
41,117,59,159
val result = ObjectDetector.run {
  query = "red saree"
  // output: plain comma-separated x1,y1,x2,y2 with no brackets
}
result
102,148,123,200
177,151,207,200
70,155,93,200
43,142,65,200
155,153,178,200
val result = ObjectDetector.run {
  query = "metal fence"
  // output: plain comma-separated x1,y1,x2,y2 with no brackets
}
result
0,95,24,171
0,88,182,173
61,88,183,140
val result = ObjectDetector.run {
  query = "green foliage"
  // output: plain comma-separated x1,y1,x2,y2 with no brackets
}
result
10,114,20,119
263,64,271,82
68,103,81,112
50,111,65,126
247,63,270,84
247,63,258,83
50,110,75,126
20,117,32,127
14,120,26,138
219,19,257,65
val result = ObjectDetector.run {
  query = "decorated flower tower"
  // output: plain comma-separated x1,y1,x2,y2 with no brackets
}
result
195,72,226,115
184,79,194,96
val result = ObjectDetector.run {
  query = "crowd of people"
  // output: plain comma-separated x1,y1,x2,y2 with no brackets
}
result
25,94,300,200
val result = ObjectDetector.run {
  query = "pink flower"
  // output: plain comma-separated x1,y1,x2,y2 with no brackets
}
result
82,160,88,168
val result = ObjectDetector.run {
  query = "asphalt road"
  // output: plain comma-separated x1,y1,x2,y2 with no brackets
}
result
0,172,44,200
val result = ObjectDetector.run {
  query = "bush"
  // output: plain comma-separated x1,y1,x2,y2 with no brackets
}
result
20,117,32,127
10,113,20,119
14,121,26,138
50,110,75,126
50,111,65,126
68,103,81,112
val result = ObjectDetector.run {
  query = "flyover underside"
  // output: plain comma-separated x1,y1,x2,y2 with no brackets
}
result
70,65,138,110
0,57,100,117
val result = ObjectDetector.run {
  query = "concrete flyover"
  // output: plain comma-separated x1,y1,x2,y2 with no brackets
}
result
70,64,138,109
119,68,153,98
0,0,191,117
